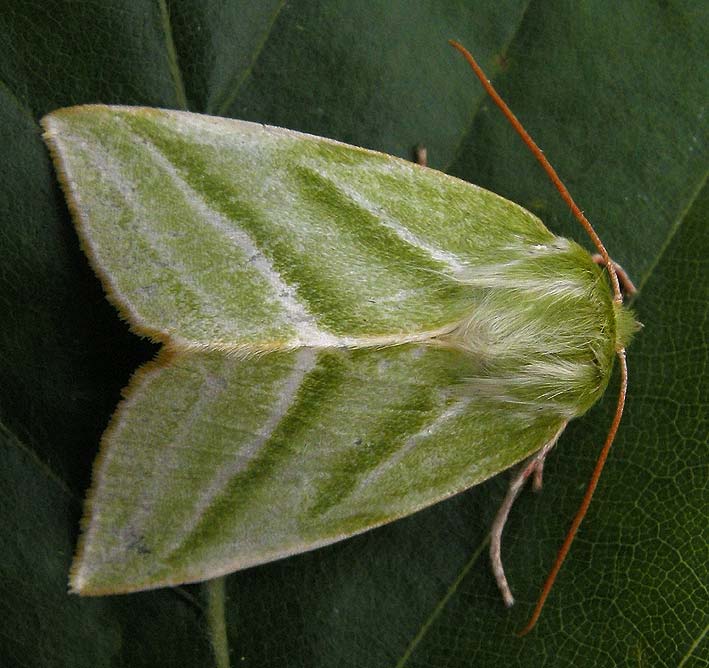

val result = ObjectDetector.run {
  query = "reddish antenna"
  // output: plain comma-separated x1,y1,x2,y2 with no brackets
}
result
449,39,629,635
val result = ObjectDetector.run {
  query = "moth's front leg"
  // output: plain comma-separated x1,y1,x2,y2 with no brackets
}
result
592,254,637,296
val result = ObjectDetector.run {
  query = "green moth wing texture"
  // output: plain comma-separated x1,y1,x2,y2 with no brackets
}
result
40,105,626,595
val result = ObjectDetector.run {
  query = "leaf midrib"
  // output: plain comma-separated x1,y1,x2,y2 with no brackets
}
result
635,169,709,295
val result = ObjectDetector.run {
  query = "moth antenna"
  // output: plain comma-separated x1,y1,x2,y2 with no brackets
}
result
448,40,622,304
449,40,630,634
517,350,628,635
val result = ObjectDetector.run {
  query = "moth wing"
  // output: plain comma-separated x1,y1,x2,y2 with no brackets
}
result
72,346,564,594
41,105,553,351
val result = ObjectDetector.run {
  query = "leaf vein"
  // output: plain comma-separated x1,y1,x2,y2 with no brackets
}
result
157,0,188,110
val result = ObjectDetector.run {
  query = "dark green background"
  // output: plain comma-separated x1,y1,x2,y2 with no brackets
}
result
1,1,706,666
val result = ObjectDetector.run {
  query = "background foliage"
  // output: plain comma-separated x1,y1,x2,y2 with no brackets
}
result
1,1,706,666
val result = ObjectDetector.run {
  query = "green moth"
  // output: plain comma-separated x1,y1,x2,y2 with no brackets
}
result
41,43,636,631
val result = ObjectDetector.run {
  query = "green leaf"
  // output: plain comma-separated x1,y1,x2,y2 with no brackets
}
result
1,1,706,666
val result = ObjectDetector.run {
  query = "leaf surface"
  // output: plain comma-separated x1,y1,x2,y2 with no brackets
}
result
1,1,706,666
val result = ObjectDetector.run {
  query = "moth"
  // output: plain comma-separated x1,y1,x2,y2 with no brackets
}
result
41,41,636,633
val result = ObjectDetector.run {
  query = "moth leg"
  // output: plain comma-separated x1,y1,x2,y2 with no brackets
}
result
489,422,568,607
591,254,637,296
532,455,545,492
413,144,428,166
